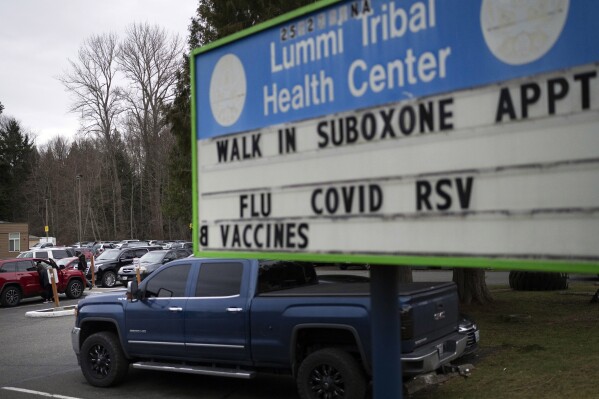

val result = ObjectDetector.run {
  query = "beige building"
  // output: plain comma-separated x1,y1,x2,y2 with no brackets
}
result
0,222,28,260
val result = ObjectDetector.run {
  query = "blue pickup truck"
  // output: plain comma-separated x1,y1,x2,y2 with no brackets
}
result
71,258,469,399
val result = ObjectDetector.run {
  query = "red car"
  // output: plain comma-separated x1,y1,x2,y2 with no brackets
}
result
0,258,87,307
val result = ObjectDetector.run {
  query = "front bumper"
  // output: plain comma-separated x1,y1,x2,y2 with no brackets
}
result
71,327,81,363
401,332,468,375
118,274,136,282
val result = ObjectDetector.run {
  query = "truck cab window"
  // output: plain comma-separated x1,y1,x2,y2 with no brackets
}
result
195,262,243,297
257,262,318,293
145,264,191,298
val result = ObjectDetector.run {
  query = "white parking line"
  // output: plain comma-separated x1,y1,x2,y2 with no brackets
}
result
1,387,82,399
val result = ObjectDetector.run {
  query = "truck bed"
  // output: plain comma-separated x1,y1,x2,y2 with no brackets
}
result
258,281,455,296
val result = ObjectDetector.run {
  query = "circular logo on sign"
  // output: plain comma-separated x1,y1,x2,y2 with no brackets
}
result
480,0,569,65
209,53,247,127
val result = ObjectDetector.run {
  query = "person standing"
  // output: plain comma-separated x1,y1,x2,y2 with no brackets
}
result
37,262,52,303
76,251,92,289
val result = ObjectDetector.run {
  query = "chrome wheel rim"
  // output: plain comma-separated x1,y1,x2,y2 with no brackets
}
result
309,364,345,399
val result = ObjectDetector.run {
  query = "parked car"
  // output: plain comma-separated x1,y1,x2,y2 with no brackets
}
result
17,247,72,261
29,242,54,249
71,242,93,248
338,263,370,270
56,256,92,271
120,241,151,248
168,241,192,249
117,249,192,284
91,242,116,256
75,248,94,261
0,258,86,307
88,247,162,288
56,257,80,270
115,240,141,248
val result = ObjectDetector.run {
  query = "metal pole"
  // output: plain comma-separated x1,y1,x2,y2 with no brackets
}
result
371,265,403,399
77,175,83,245
45,197,48,239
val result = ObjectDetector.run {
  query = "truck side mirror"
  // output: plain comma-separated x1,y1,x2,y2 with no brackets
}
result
127,280,140,301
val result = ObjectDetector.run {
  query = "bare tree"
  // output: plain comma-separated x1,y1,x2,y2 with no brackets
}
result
59,33,126,238
118,23,183,238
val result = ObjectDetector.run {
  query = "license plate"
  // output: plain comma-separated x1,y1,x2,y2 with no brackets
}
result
475,330,480,342
120,276,129,280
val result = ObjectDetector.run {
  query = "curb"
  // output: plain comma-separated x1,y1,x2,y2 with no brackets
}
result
26,305,77,318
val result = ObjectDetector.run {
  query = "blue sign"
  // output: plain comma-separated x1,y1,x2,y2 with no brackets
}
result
194,0,599,139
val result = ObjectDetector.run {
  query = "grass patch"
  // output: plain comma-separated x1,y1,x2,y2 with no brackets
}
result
410,280,599,399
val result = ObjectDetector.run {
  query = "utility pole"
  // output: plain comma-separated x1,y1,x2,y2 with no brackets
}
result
76,174,83,245
45,197,49,239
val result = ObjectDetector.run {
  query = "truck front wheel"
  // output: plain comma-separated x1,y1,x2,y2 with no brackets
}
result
80,331,129,387
297,348,367,399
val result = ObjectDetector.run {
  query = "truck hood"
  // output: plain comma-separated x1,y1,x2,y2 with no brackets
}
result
75,291,128,328
79,291,126,305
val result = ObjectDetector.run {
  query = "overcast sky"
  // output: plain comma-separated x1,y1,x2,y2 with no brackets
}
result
0,0,198,146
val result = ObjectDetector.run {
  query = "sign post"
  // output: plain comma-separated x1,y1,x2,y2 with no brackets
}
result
134,258,142,284
90,255,95,288
192,1,599,396
48,268,59,307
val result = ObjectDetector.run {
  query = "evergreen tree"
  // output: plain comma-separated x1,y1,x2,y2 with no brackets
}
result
165,0,316,232
0,117,35,221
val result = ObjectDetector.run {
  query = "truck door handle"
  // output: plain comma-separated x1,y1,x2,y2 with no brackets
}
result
226,307,243,313
169,307,183,312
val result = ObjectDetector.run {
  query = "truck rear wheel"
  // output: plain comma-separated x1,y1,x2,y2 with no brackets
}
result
297,348,367,399
80,331,129,387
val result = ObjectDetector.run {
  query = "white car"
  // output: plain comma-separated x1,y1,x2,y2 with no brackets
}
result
29,242,54,250
17,247,73,261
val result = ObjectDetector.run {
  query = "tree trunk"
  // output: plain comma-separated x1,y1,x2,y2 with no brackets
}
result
110,154,125,237
452,268,493,305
